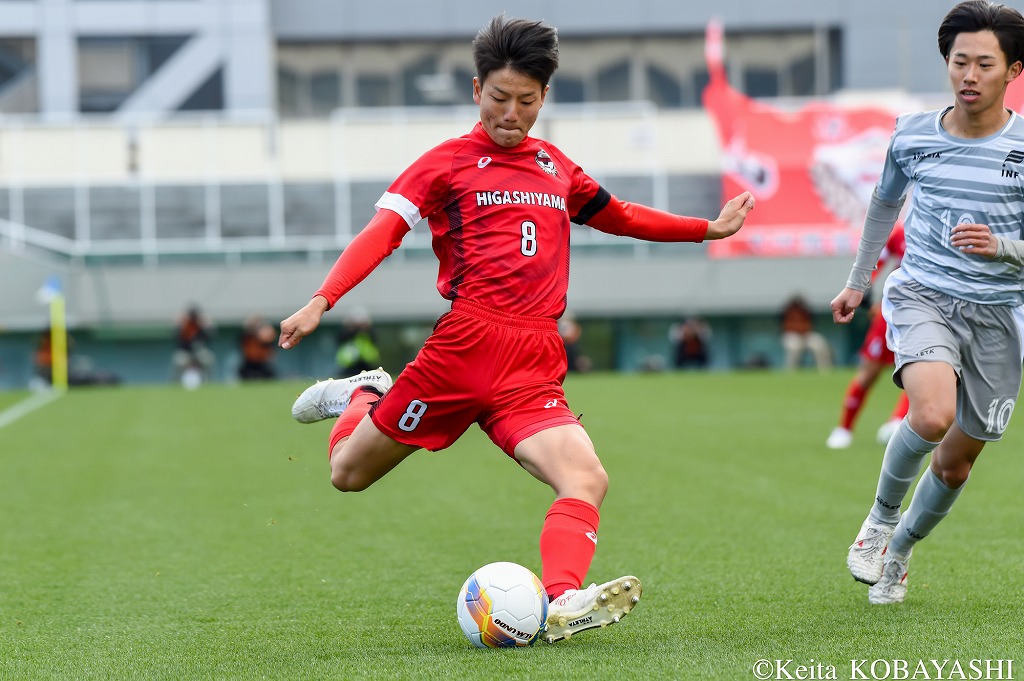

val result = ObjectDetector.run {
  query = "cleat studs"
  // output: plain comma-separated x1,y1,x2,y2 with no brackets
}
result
631,595,640,604
591,602,599,611
558,617,567,627
564,631,572,639
623,581,632,591
623,606,631,614
612,615,620,623
599,593,609,602
546,636,555,644
611,587,620,595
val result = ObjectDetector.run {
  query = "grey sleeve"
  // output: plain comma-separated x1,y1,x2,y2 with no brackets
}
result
994,236,1024,266
846,190,906,291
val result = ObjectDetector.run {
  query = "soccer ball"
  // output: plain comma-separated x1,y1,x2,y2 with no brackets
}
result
456,561,548,648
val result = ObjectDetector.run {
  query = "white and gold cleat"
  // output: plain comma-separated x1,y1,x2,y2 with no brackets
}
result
543,576,642,644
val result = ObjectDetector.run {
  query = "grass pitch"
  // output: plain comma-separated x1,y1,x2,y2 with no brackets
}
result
1,371,1022,680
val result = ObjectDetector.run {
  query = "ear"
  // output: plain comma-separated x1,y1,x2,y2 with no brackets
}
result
539,84,549,105
1008,60,1023,83
472,77,482,105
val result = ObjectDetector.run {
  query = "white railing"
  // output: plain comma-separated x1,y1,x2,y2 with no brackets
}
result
0,104,712,263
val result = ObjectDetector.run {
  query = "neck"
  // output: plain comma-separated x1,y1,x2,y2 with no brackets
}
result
943,103,1011,139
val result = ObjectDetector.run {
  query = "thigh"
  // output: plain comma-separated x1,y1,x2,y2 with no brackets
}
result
331,416,420,490
900,360,958,420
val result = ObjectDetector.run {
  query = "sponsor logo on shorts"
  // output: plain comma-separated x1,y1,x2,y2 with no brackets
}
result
915,348,935,357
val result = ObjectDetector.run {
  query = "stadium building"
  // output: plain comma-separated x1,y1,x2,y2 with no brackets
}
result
1,0,1018,385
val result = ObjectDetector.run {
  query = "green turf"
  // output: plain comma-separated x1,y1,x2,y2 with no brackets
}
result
1,372,1021,680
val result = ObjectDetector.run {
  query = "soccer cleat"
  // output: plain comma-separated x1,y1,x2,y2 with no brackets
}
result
290,368,393,424
876,418,902,445
826,426,853,449
867,551,911,604
543,576,642,644
847,517,896,585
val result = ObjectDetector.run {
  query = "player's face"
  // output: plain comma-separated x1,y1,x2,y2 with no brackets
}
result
945,30,1022,118
473,68,548,148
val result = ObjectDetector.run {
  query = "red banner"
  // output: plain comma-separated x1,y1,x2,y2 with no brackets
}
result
702,21,901,258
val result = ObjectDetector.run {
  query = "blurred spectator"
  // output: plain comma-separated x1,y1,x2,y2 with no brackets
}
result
669,317,711,369
238,316,277,381
559,313,592,373
173,305,215,387
780,295,832,370
335,310,381,376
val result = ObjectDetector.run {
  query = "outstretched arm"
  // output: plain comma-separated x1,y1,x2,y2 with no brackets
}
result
278,209,409,349
586,191,754,242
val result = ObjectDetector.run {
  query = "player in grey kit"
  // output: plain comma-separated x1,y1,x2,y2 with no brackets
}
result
831,0,1024,604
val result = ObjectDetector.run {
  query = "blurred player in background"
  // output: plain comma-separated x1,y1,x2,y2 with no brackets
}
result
831,0,1024,604
827,224,909,449
278,14,754,642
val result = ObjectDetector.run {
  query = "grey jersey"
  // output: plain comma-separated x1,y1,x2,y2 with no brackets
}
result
878,107,1024,305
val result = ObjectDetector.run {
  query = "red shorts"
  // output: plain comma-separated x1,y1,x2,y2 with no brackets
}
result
369,299,581,457
859,311,895,364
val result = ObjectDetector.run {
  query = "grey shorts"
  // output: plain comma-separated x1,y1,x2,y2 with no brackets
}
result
881,277,1022,441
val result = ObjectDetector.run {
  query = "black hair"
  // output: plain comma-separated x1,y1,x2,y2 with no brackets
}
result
472,14,559,88
938,0,1024,65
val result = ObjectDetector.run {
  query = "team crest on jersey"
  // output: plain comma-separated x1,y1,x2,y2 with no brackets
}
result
535,149,557,176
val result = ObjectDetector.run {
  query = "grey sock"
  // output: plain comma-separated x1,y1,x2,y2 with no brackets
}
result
867,419,938,526
887,468,964,561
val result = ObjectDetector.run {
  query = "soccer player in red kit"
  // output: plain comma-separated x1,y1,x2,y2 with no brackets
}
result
826,225,909,449
278,14,755,643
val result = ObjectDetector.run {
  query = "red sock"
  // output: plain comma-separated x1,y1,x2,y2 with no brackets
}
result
891,392,910,420
327,387,380,458
840,381,867,430
539,498,600,601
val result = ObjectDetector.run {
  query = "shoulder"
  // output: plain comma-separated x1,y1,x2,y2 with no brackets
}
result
421,133,477,159
892,109,941,137
1005,111,1024,139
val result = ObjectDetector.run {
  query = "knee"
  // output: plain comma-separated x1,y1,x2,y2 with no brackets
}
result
330,457,372,492
908,405,955,442
582,461,609,504
933,462,971,489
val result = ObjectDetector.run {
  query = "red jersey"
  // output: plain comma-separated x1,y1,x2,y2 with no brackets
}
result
315,122,708,318
378,123,605,318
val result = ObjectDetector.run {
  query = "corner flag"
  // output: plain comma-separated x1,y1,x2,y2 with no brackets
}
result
37,275,68,392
